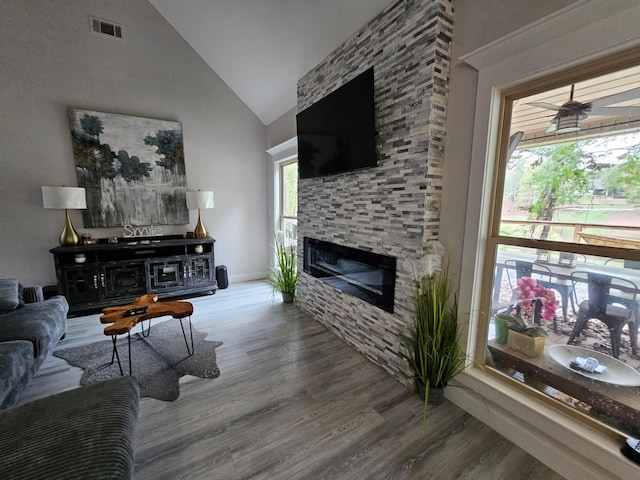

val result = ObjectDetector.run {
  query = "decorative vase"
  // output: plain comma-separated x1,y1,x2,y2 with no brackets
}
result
507,329,545,357
281,292,294,303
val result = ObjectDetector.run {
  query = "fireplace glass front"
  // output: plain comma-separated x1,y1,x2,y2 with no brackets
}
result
303,237,396,313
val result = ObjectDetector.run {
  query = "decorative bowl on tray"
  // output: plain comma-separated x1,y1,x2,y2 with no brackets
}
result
547,345,640,387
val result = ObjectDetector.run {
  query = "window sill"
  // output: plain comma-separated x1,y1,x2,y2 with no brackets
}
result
446,366,640,480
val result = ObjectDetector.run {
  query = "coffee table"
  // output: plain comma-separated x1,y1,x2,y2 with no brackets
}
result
100,294,194,375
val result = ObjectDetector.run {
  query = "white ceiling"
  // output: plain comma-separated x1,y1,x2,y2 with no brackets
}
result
149,0,394,125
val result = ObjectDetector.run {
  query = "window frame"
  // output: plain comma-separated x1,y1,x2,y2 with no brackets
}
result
278,157,298,238
475,48,640,434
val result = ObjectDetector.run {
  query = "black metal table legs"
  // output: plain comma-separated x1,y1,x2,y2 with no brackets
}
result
110,316,194,376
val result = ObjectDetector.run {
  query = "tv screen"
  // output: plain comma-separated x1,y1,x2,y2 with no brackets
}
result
296,67,377,179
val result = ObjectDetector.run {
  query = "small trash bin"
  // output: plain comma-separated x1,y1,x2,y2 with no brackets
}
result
215,265,229,289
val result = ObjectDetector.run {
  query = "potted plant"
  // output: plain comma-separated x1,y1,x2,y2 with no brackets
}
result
267,235,297,303
499,276,557,357
401,241,467,420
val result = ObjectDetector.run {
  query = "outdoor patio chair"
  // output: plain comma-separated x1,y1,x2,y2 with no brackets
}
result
568,271,639,358
605,258,640,270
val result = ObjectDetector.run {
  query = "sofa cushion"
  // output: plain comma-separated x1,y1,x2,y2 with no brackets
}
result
0,278,19,314
0,296,68,357
20,285,44,304
0,341,33,407
0,376,140,480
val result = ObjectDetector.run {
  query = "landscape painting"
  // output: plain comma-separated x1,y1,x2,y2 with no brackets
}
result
68,108,189,228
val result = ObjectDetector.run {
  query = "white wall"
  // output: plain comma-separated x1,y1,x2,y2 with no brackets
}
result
266,107,296,151
439,0,573,267
445,1,640,479
0,0,269,286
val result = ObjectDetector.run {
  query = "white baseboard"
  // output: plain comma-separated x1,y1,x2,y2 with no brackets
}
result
227,271,269,284
447,369,640,480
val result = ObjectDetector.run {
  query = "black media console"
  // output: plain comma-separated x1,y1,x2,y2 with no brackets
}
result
50,236,217,314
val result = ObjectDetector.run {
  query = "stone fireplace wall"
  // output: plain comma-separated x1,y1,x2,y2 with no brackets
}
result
295,0,454,386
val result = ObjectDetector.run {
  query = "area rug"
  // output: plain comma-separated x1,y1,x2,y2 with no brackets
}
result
55,320,222,401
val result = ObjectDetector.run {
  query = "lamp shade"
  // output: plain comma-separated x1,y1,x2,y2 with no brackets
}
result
555,115,582,133
42,186,87,210
186,190,214,209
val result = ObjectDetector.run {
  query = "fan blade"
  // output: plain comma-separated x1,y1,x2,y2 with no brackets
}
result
527,101,563,111
590,87,640,109
545,121,557,133
589,106,640,117
508,131,524,159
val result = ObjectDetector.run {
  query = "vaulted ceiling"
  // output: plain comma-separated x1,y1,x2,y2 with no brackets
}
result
149,1,640,140
149,0,394,125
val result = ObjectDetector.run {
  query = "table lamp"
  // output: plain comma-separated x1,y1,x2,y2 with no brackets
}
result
186,190,214,239
42,186,87,246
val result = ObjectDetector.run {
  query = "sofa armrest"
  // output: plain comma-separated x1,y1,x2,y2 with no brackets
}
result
0,376,139,480
21,286,43,304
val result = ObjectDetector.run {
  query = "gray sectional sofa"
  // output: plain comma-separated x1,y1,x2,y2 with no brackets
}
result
0,278,68,409
0,279,139,479
0,376,140,479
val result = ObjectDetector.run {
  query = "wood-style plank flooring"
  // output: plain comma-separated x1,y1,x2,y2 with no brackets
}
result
19,281,565,479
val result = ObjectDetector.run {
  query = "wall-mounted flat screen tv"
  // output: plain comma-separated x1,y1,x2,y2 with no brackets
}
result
296,67,377,179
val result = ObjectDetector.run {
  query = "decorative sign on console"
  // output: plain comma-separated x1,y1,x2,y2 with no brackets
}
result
122,224,164,238
68,108,189,228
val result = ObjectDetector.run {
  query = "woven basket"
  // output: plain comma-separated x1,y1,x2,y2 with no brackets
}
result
507,330,545,357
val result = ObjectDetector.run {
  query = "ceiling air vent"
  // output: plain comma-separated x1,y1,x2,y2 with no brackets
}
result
90,16,123,39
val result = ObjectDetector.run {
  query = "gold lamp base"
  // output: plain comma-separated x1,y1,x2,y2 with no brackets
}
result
59,209,80,246
193,209,209,239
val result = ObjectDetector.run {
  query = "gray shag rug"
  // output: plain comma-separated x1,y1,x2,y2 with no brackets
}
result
55,320,222,401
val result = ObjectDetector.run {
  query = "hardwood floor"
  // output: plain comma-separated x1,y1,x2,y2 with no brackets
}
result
20,281,565,479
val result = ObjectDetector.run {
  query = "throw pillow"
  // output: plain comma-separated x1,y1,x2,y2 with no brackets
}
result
17,283,25,306
0,278,19,314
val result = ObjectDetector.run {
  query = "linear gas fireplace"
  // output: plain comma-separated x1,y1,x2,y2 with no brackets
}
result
303,237,396,313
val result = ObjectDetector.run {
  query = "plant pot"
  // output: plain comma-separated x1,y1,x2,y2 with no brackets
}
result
428,386,445,405
494,314,510,344
281,292,294,303
416,379,426,400
507,329,545,357
415,380,445,405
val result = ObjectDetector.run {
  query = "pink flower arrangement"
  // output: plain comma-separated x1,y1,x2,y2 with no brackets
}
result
515,276,558,322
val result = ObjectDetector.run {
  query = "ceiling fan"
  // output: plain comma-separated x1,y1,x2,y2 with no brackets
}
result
528,84,640,133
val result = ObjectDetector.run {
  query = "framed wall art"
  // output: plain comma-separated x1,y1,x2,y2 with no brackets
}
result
68,108,189,228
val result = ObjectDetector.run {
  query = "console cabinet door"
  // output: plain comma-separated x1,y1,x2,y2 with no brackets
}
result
102,261,147,298
60,265,101,304
188,254,214,286
146,257,186,292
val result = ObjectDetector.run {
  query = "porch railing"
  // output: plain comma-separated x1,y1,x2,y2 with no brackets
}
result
500,220,640,243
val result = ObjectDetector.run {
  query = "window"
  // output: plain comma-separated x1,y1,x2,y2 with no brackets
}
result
279,158,298,246
481,59,640,437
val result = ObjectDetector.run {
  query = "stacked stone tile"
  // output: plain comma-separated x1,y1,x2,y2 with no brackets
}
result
296,0,454,386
